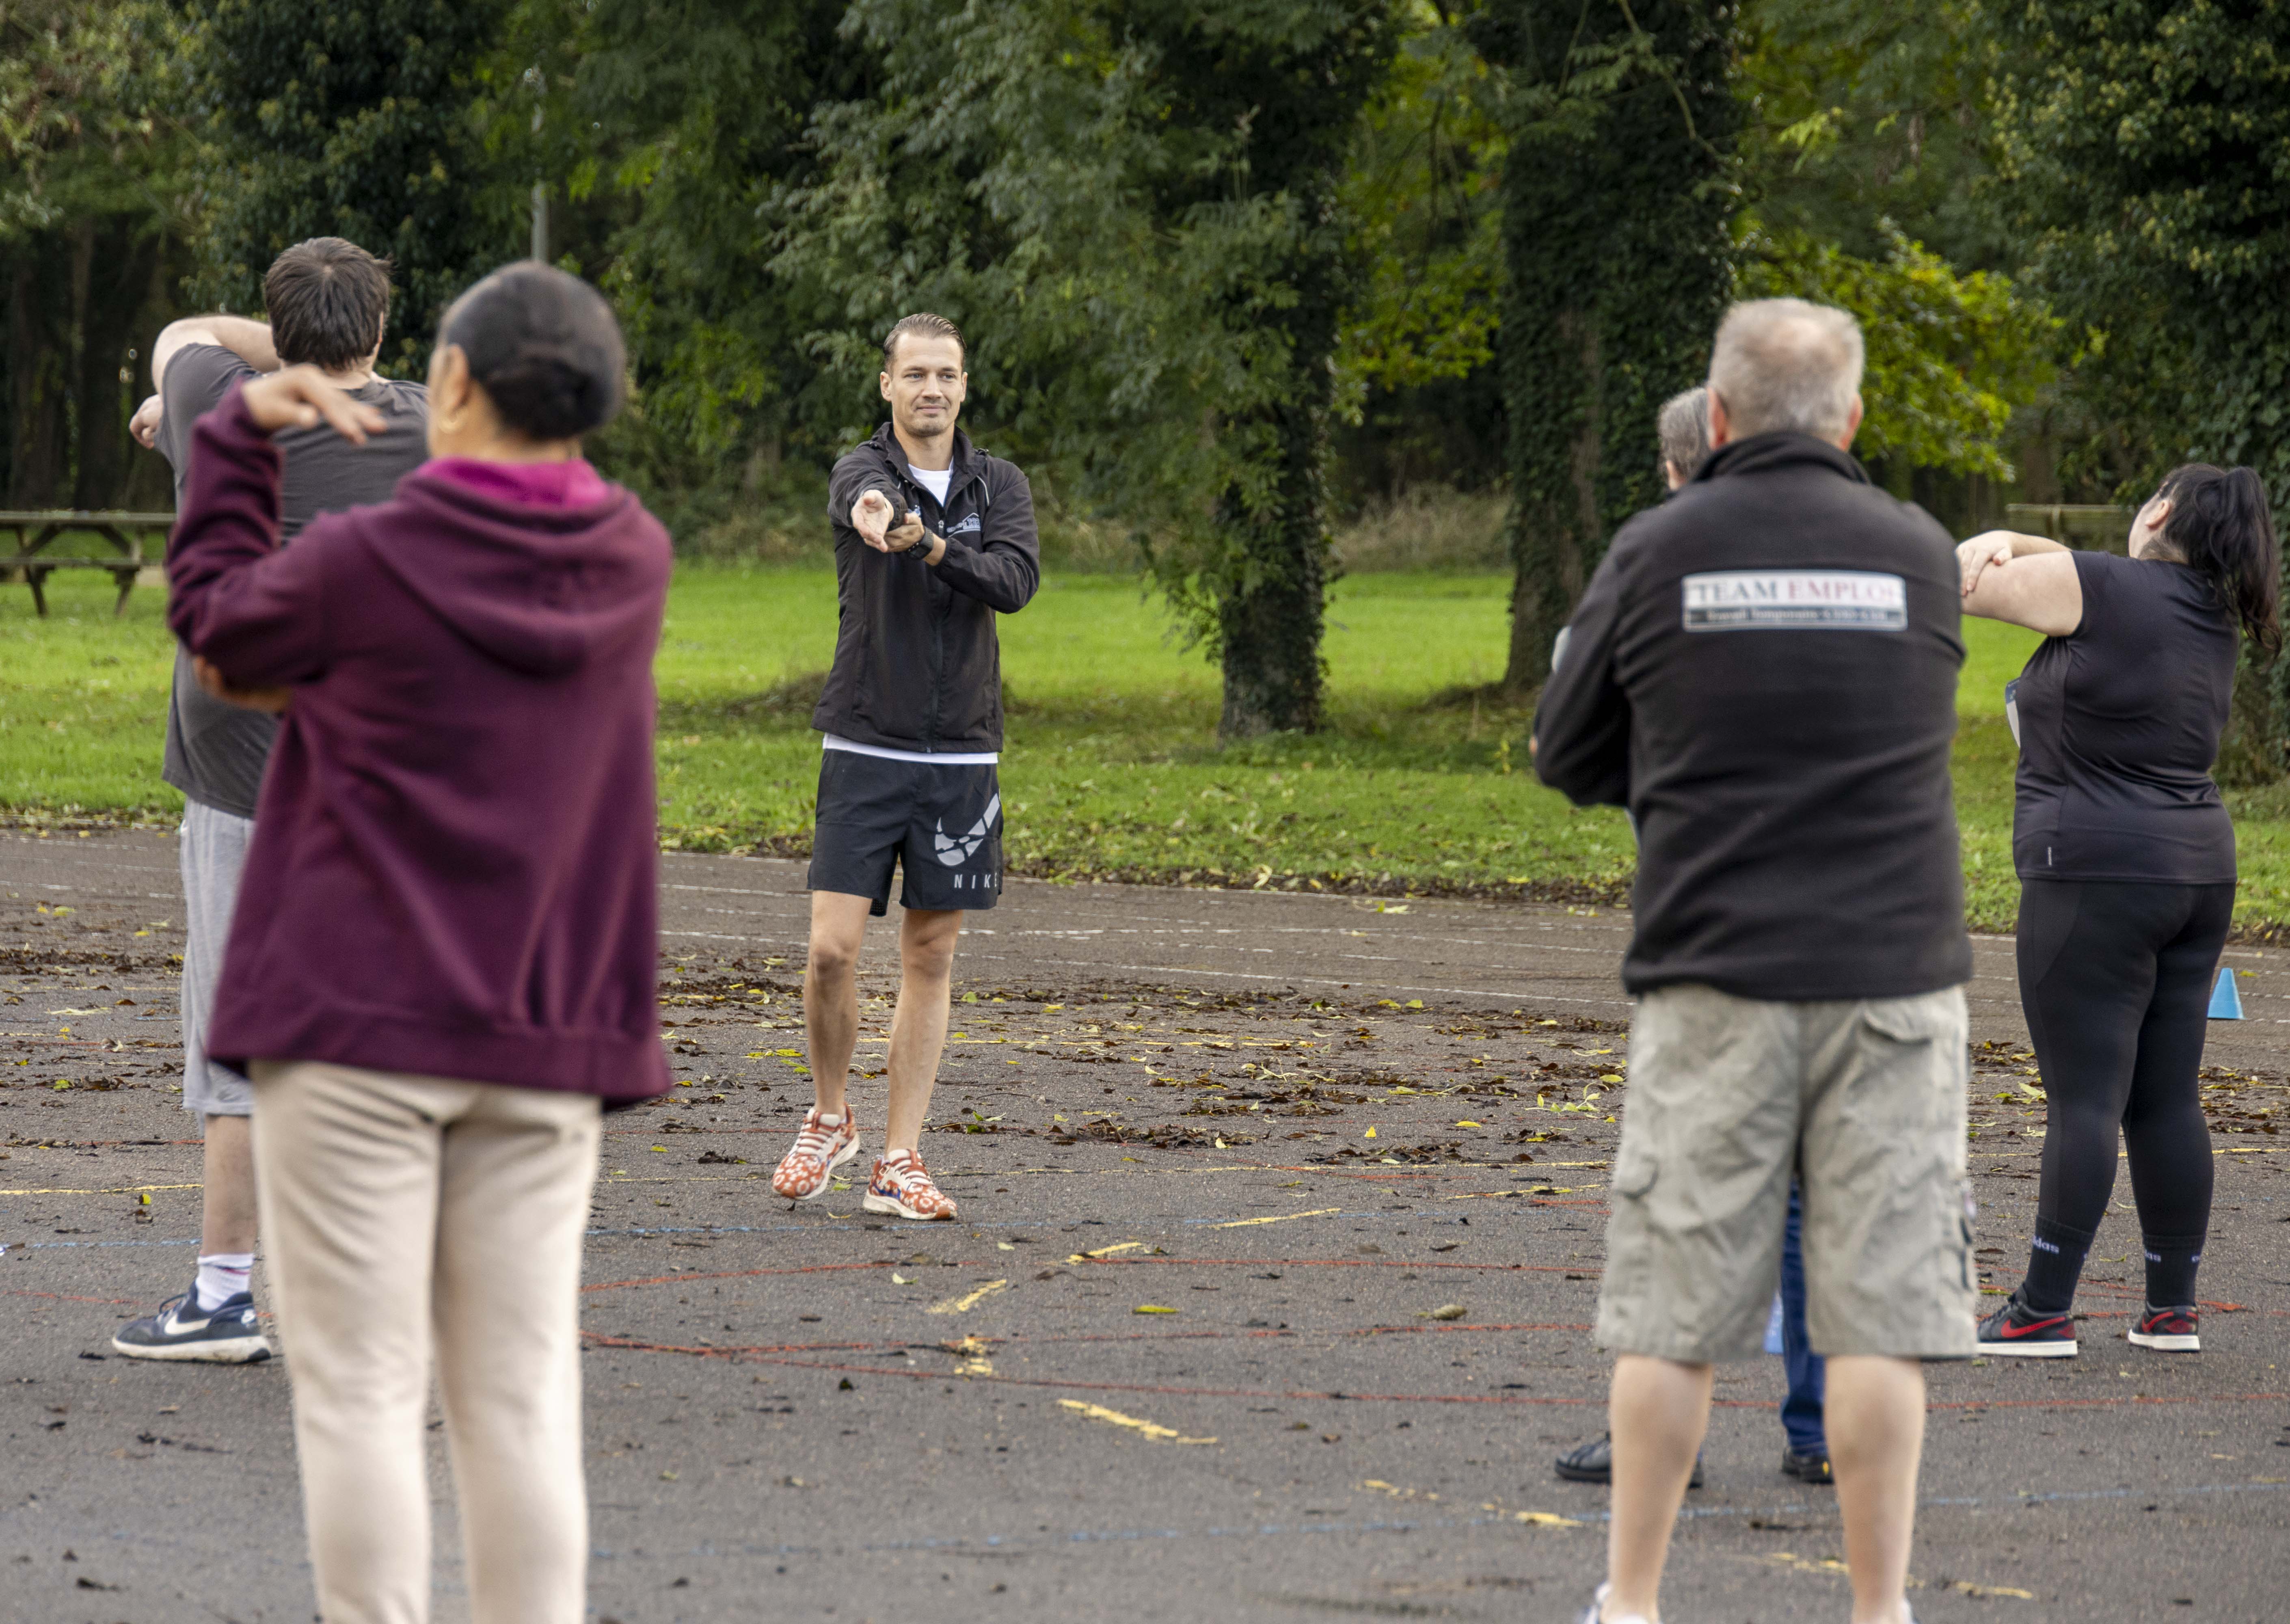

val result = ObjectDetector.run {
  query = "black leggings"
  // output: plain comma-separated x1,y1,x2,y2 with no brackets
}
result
2017,879,2231,1255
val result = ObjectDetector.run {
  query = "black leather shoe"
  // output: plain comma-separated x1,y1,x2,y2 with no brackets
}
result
1553,1433,1704,1488
1780,1446,1834,1484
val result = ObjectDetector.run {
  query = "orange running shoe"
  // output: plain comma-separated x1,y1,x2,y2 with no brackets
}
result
771,1106,861,1201
863,1149,958,1220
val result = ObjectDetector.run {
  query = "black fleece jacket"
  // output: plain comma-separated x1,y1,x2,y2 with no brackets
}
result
814,423,1040,752
1533,432,1972,1001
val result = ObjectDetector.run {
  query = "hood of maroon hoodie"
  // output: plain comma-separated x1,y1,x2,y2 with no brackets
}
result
371,466,657,679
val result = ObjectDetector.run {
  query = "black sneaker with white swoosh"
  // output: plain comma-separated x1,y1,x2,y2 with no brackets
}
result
111,1278,274,1363
1975,1291,2077,1358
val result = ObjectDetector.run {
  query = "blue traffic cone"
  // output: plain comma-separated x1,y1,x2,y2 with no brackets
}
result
2208,966,2244,1020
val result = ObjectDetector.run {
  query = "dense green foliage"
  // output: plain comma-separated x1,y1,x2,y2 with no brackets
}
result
1988,2,2290,781
1740,223,2055,484
186,0,521,372
1479,0,1741,685
1988,1,2290,507
2,0,2254,763
0,0,190,510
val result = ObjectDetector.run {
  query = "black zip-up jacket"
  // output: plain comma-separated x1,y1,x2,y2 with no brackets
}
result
1533,432,1972,1002
815,423,1040,752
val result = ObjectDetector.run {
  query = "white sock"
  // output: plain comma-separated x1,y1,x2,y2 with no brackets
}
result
194,1253,253,1313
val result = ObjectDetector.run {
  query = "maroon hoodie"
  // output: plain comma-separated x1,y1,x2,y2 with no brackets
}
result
167,382,672,1101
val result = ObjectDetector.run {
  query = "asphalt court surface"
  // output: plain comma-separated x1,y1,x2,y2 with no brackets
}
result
3,829,2287,1622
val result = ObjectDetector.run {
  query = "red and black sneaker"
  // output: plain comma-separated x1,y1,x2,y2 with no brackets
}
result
1976,1291,2078,1358
2128,1304,2200,1352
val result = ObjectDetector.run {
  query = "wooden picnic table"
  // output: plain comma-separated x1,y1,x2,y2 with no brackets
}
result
1,510,175,617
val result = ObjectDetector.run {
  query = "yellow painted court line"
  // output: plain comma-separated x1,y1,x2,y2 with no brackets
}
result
1068,1241,1150,1262
1211,1207,1343,1229
1057,1399,1215,1444
925,1279,1009,1315
0,1182,203,1196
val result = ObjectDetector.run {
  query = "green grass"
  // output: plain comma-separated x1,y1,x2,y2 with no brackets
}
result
8,560,2286,932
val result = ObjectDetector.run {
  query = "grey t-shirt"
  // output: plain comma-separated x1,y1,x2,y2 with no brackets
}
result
153,343,430,817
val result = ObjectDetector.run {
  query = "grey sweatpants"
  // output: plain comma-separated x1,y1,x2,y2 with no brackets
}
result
179,800,255,1116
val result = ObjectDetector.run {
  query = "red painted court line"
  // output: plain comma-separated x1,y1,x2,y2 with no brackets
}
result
574,1322,1594,1361
579,1333,1622,1406
1928,1393,2289,1412
578,1332,2290,1415
582,1260,892,1294
582,1257,1603,1295
1085,1255,1604,1276
1,1138,202,1149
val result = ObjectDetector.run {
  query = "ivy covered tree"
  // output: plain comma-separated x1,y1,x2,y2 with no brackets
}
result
1988,1,2290,779
186,0,521,371
1478,0,1740,688
1988,1,2290,504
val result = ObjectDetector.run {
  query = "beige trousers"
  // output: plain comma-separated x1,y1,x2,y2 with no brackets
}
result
250,1059,602,1624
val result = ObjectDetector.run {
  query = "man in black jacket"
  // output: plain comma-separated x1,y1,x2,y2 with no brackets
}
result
1536,299,1973,1624
770,313,1039,1222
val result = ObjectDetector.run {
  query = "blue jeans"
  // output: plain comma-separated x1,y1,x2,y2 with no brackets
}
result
1780,1183,1827,1456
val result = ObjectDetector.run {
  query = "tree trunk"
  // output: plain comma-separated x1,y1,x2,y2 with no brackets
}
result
1484,0,1739,694
7,251,67,509
1216,393,1331,739
1503,309,1602,688
73,219,156,511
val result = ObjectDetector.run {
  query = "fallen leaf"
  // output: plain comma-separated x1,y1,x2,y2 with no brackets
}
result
1212,1207,1342,1229
1419,1304,1467,1321
1516,1510,1584,1528
1133,1304,1178,1315
924,1279,1010,1315
1058,1398,1213,1444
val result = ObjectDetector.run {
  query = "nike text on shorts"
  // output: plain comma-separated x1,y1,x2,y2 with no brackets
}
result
1595,982,1979,1363
807,747,1003,916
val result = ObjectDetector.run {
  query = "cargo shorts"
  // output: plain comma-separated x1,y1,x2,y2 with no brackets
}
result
1594,982,1976,1363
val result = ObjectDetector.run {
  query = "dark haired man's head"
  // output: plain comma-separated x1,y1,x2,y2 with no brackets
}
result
878,313,966,450
882,312,964,369
264,238,392,373
434,262,627,449
2139,463,2283,656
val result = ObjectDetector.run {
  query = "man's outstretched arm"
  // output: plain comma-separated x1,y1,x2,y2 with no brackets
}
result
151,315,279,392
134,316,283,448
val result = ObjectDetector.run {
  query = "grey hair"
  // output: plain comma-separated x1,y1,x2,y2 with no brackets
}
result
1657,386,1710,479
1707,298,1864,440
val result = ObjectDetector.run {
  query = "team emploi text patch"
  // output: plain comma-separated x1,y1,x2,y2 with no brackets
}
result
1681,570,1907,632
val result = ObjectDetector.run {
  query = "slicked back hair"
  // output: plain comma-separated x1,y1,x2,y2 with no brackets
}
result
1658,386,1711,480
1707,298,1863,441
881,312,965,369
264,238,392,371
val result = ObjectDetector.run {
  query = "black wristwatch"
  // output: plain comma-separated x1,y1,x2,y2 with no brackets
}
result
911,528,938,561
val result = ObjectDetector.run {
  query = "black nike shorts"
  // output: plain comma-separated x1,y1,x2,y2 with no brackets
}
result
806,747,1003,916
